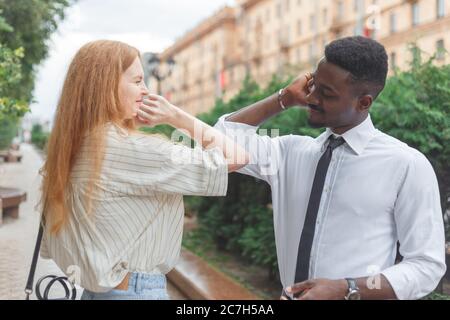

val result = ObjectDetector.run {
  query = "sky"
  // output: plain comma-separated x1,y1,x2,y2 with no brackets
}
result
29,0,234,123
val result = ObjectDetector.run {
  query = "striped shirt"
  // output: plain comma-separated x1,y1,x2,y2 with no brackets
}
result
41,124,228,292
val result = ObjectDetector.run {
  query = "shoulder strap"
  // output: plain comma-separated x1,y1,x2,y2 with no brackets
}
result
25,221,44,300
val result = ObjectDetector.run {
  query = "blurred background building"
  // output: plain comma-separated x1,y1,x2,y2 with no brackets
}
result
146,0,449,115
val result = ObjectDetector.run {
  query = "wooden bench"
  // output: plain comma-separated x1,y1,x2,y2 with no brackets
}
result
0,187,27,225
0,150,23,163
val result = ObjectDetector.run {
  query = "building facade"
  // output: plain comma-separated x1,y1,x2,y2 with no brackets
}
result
156,0,450,115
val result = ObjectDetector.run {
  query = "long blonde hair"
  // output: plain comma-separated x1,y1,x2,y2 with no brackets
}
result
40,40,140,234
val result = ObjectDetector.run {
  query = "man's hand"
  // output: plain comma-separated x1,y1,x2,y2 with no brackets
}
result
285,278,348,300
282,73,314,108
224,72,313,126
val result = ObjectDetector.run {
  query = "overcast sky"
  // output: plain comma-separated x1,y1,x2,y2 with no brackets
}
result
30,0,234,122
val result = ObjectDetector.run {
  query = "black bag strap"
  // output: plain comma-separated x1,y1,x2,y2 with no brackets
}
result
25,221,44,300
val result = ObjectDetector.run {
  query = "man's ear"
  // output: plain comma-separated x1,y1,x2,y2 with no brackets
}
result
358,94,373,112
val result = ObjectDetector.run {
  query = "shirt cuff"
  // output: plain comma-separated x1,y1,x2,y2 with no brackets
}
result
381,264,418,300
215,113,259,133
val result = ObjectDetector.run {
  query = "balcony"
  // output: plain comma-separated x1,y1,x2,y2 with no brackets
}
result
330,15,345,33
251,46,262,64
279,37,291,52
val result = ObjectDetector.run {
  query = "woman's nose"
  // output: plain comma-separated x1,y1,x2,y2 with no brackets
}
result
142,83,149,95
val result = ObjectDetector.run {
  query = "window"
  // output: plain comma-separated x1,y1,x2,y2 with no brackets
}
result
412,2,420,26
309,42,315,60
390,52,397,70
285,25,291,44
310,14,316,32
297,20,302,36
354,0,359,12
338,1,344,19
277,3,282,18
390,13,397,34
371,28,377,40
266,9,270,21
285,0,290,12
437,0,446,18
323,8,328,24
296,47,301,62
436,39,445,60
297,0,301,5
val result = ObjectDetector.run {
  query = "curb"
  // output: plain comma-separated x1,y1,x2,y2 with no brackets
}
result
167,249,260,300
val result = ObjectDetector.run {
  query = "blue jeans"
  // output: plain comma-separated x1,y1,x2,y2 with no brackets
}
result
81,273,169,300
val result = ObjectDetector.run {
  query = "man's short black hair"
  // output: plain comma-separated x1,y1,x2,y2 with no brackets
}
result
325,36,388,97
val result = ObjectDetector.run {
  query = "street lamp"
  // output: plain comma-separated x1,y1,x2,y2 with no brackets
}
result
146,53,176,95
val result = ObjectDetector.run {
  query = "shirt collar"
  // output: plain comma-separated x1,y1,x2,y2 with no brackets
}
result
315,114,377,155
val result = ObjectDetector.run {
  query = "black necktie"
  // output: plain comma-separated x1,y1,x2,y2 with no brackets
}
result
294,135,346,283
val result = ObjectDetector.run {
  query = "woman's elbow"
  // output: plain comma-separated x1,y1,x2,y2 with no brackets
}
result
227,151,250,173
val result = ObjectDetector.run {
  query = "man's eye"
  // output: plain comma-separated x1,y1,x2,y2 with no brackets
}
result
319,89,334,98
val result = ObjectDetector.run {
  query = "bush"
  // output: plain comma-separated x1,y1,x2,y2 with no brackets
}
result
0,117,18,150
31,123,48,150
371,47,450,213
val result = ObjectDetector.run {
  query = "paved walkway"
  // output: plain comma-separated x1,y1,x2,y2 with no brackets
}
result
0,144,186,300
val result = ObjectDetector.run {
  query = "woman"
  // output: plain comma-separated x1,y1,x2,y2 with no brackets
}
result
39,40,249,300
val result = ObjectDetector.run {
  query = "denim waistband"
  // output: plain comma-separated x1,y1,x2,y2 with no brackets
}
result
127,272,166,293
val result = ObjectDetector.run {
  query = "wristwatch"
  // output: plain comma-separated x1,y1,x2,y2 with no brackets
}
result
345,278,361,300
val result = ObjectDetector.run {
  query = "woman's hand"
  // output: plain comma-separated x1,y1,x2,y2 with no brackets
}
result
136,94,180,127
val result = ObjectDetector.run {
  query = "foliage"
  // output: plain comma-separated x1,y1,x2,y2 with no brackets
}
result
0,1,73,148
0,0,73,102
31,123,49,150
371,45,450,213
0,43,28,119
0,118,18,150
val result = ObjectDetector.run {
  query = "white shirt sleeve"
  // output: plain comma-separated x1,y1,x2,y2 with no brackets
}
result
214,113,291,185
381,151,446,300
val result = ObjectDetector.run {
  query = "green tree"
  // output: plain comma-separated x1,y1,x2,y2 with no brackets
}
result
31,123,49,150
0,10,25,149
0,1,73,150
0,43,28,119
0,0,73,102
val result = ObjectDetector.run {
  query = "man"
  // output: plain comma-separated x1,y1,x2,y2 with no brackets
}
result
214,36,446,300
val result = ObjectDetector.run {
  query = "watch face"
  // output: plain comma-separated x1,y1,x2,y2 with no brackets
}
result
347,290,361,300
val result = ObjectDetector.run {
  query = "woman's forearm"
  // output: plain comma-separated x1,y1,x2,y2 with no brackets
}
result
169,109,249,172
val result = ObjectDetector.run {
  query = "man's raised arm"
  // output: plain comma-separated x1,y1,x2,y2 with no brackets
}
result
226,73,313,126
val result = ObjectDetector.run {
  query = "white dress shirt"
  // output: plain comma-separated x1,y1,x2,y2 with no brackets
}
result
215,113,446,300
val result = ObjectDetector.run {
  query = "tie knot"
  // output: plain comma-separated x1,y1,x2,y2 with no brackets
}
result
327,136,345,151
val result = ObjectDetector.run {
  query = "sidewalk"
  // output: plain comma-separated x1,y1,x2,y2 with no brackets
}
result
0,144,66,299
